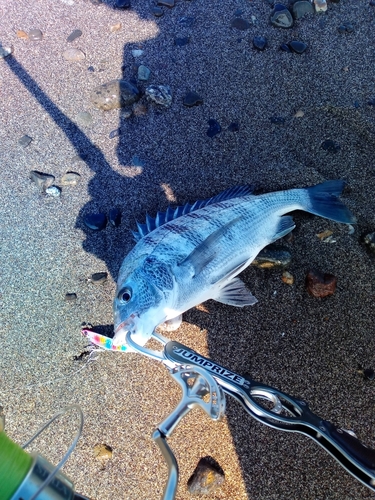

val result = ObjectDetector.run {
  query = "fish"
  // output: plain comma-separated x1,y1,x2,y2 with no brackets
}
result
113,180,356,348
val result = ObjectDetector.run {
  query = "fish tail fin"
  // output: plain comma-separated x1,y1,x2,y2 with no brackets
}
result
306,180,356,224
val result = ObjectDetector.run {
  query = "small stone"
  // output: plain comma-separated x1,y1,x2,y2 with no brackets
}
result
228,122,239,132
89,272,108,284
187,457,224,495
28,29,43,41
338,25,347,34
18,135,32,147
0,46,13,59
364,368,375,381
270,116,285,125
131,156,145,167
294,109,304,118
133,102,148,116
84,213,107,231
87,66,95,72
253,36,267,50
280,43,291,52
131,49,144,58
63,48,86,61
45,185,61,197
109,208,122,227
316,229,333,241
94,444,113,460
109,128,122,139
61,172,81,186
30,171,55,190
174,37,190,47
306,269,337,298
146,85,172,107
252,246,291,269
289,40,307,54
65,293,77,302
343,22,354,33
76,112,92,127
314,0,327,12
151,6,164,16
292,1,314,19
178,16,195,27
183,91,203,107
90,0,102,4
114,0,130,8
231,18,250,30
109,22,122,33
207,119,221,138
138,65,151,81
282,271,294,285
270,4,294,28
16,30,28,39
91,79,140,111
363,232,375,254
157,0,174,7
67,29,82,42
321,139,340,153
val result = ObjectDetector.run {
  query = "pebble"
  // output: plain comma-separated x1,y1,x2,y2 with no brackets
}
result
253,36,267,50
178,16,195,27
89,272,108,284
292,1,314,19
157,0,174,7
131,156,145,167
228,122,239,132
231,18,250,30
84,213,107,231
63,48,86,61
252,246,291,268
138,65,151,81
270,4,294,28
28,29,43,41
294,109,304,118
280,43,292,52
94,444,113,461
67,29,82,42
0,46,13,58
131,49,144,58
109,22,122,33
30,171,55,190
65,293,77,302
45,185,61,197
305,269,337,297
321,139,340,153
338,21,354,34
151,6,164,17
18,135,32,147
187,457,224,495
175,37,190,46
91,79,140,111
87,66,95,72
289,40,307,54
109,128,122,139
109,208,122,227
270,116,285,125
314,0,327,12
207,119,221,138
282,271,294,285
61,172,81,186
364,368,375,381
145,85,172,107
90,0,102,4
363,232,375,254
114,0,130,7
183,91,203,107
16,30,28,39
76,111,93,127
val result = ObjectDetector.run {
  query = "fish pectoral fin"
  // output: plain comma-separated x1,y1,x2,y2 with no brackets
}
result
179,217,241,277
270,215,295,243
214,278,258,307
158,314,183,332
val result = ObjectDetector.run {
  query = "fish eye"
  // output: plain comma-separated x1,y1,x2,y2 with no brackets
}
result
118,287,132,303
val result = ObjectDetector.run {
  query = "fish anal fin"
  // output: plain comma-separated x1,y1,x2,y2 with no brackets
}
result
271,215,295,243
214,278,257,307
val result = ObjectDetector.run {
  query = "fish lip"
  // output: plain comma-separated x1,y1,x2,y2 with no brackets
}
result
114,313,137,334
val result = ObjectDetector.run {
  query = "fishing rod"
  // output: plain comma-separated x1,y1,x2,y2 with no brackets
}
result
82,327,375,500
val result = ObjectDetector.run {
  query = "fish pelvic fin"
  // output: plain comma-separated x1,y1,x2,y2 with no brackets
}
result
307,180,356,224
270,215,295,243
214,278,258,307
158,314,183,332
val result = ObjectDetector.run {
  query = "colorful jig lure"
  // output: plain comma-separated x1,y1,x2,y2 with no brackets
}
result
81,329,128,352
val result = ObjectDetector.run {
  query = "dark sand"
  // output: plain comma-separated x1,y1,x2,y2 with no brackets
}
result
1,0,375,498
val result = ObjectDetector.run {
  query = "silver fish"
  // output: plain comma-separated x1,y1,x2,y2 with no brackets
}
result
113,180,355,348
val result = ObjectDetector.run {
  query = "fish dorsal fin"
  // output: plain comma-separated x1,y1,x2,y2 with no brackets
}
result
132,185,254,241
179,217,241,277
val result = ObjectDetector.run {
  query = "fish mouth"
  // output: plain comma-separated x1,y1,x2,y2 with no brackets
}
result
113,313,138,346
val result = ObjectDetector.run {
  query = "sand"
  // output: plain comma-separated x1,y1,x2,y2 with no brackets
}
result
1,0,375,498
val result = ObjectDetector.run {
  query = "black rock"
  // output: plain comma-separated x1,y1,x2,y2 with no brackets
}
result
207,119,221,138
89,272,108,284
151,5,163,16
231,18,250,30
228,122,239,132
251,245,292,268
289,40,307,54
321,139,340,153
187,457,225,495
183,91,203,107
84,213,107,230
270,4,293,28
114,0,130,8
364,368,375,380
174,37,189,46
109,208,121,227
338,22,354,34
109,128,122,139
67,29,82,42
253,36,267,50
19,135,32,147
65,293,77,301
30,170,55,190
280,43,291,52
270,116,286,125
178,16,195,27
87,66,95,72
